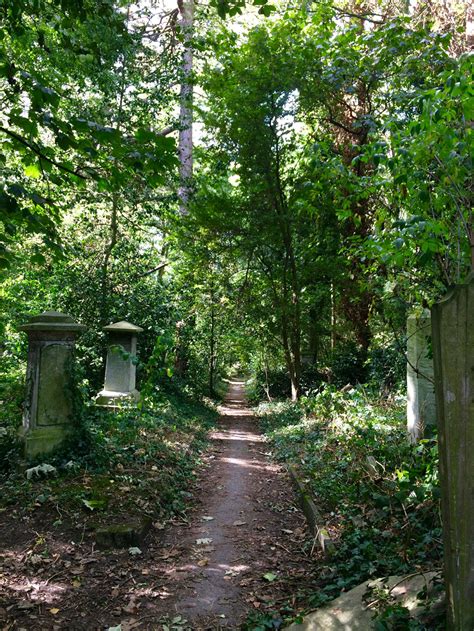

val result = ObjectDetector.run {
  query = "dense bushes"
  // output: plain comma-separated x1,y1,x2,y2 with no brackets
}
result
249,339,406,403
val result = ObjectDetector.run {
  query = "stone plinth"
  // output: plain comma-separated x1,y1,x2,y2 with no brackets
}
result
96,321,143,408
432,275,474,630
407,311,436,442
19,311,86,458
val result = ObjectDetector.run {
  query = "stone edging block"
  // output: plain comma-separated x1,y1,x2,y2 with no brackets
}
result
287,464,336,557
95,517,152,549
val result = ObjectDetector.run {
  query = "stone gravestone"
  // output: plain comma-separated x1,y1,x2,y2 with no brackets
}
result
19,311,86,458
432,275,474,630
407,310,436,443
95,321,143,408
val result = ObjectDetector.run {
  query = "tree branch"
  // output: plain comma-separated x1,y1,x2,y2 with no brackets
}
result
135,261,168,278
0,126,88,179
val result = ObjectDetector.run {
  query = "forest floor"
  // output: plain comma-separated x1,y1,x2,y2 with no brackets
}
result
0,380,320,630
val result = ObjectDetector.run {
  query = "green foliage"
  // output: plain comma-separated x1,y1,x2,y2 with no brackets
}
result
0,386,218,520
241,610,284,630
258,386,442,615
0,0,178,268
366,343,406,394
329,342,367,387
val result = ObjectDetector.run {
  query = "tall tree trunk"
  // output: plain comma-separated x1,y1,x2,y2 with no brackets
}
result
282,309,300,401
209,302,216,397
100,30,128,325
177,0,194,216
271,119,302,400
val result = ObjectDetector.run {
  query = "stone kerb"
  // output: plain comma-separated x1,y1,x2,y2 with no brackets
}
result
407,310,436,443
95,320,143,408
19,311,86,458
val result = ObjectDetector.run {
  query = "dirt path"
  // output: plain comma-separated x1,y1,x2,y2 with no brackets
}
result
0,380,318,630
152,379,317,629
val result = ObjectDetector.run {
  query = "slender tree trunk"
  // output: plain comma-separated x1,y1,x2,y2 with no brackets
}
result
100,194,118,325
282,310,300,401
263,351,272,401
100,34,128,325
330,282,336,351
177,0,194,216
271,121,302,399
209,302,216,397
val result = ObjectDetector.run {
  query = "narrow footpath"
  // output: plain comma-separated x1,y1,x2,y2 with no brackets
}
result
0,380,319,631
149,379,318,629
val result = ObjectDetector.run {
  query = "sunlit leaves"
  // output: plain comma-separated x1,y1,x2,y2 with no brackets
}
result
209,0,274,19
23,164,41,178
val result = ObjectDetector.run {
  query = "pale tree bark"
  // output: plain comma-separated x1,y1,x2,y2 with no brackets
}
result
177,0,194,215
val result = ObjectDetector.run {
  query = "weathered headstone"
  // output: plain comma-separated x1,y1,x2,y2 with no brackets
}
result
95,321,143,408
407,310,436,442
432,274,474,630
19,311,86,458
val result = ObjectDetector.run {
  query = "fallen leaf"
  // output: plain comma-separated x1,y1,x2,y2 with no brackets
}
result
195,538,212,545
263,572,277,582
153,521,165,530
233,520,247,526
82,498,106,511
49,608,60,615
70,567,84,575
123,598,137,614
128,547,142,556
197,558,209,567
201,516,214,521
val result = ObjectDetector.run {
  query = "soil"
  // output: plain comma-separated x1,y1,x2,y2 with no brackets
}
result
0,380,320,630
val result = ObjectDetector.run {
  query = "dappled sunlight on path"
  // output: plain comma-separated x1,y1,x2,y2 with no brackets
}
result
155,378,314,629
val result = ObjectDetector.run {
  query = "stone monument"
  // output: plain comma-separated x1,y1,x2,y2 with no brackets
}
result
95,321,143,408
407,310,436,442
432,274,474,630
19,311,86,458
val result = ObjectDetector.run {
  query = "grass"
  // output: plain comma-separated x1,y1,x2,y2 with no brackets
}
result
256,385,444,628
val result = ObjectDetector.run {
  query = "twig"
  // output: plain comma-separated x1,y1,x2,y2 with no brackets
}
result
45,571,66,585
310,526,320,556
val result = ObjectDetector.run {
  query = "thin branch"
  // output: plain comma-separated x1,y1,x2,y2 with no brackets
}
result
0,126,87,179
135,261,168,278
156,124,177,136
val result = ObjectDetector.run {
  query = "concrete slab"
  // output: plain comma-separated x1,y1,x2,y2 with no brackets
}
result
284,572,439,630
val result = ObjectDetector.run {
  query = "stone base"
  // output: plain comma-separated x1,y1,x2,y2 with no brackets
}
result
22,426,71,459
95,517,152,549
95,389,140,409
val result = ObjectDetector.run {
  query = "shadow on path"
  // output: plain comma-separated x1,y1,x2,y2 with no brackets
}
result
156,379,317,629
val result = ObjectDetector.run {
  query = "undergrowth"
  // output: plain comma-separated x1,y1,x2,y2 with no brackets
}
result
0,381,218,525
256,385,443,629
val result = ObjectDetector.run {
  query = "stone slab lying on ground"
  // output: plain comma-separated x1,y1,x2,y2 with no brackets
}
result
284,572,439,631
95,517,152,549
287,464,336,557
